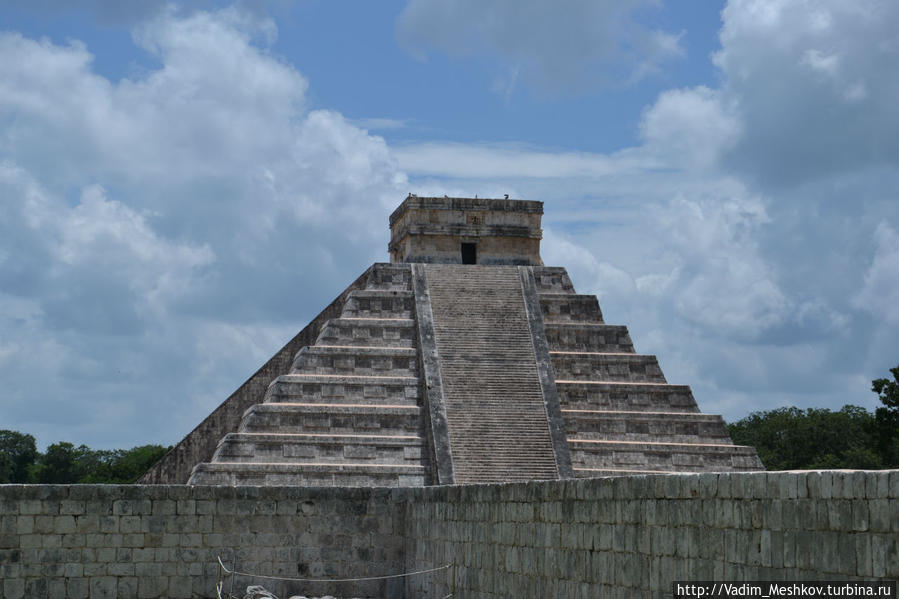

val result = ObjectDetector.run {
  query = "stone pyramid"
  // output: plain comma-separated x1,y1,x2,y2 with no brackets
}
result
142,196,763,486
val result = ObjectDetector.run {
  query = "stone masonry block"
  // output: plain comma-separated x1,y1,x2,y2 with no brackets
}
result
59,500,85,515
55,515,76,534
865,472,888,499
109,562,135,576
16,515,33,534
805,472,822,498
90,577,117,599
717,474,732,499
99,515,118,533
35,514,56,533
152,500,176,516
890,471,899,497
847,471,868,499
83,562,107,576
19,499,42,515
76,514,99,533
774,472,799,499
850,500,869,532
117,577,138,599
66,578,89,599
138,576,169,599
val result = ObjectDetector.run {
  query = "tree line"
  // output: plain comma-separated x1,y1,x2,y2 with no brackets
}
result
728,365,899,470
0,433,169,484
1,365,897,480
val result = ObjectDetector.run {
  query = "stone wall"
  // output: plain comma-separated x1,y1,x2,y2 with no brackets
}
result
403,471,898,597
1,471,897,598
0,485,406,599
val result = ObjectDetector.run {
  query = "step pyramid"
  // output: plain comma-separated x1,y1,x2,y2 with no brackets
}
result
144,196,763,486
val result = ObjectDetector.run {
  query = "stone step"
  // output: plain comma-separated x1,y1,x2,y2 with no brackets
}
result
544,323,634,353
539,294,604,323
291,345,418,377
532,267,576,293
366,263,412,291
562,410,730,444
550,352,667,383
556,381,699,412
239,403,424,436
188,462,427,487
567,439,765,472
265,374,421,406
342,289,414,319
316,317,416,348
212,432,425,466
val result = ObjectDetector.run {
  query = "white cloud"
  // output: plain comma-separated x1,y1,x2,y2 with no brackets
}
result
396,0,683,94
712,0,899,185
639,86,742,170
854,223,899,326
0,9,408,447
394,141,661,179
655,194,789,338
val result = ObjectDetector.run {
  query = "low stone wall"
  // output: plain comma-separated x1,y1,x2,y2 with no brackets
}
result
0,485,406,599
1,471,896,598
403,471,898,597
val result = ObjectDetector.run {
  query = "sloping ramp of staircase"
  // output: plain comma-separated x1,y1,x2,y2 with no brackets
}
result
532,266,765,476
424,265,560,483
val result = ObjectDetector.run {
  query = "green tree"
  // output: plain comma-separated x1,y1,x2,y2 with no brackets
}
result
871,364,899,467
0,430,38,483
2,431,169,484
728,405,880,470
28,441,170,484
872,365,899,410
32,442,84,483
79,445,169,483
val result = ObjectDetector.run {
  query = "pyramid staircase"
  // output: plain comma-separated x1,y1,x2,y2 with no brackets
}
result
189,264,431,486
423,265,563,483
533,267,764,476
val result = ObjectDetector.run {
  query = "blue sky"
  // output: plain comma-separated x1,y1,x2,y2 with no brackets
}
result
1,0,897,450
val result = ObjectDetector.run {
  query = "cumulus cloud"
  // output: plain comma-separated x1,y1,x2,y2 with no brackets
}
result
0,168,214,333
0,9,407,447
854,223,899,326
639,86,742,170
624,1,899,186
653,194,789,339
396,0,683,94
714,0,899,186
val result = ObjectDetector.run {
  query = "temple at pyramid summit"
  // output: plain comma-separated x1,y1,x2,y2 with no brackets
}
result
141,195,764,486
